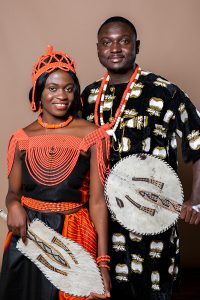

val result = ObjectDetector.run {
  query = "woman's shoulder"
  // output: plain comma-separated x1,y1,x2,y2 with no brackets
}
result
74,118,109,149
73,117,98,137
72,117,109,144
9,127,28,140
23,120,41,136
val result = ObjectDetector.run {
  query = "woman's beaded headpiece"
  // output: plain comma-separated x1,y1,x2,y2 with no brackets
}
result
31,45,76,111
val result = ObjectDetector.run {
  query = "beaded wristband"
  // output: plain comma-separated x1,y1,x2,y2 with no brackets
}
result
96,255,110,264
98,264,110,270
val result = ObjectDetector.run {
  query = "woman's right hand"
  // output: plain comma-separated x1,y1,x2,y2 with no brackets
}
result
7,202,28,242
88,267,111,299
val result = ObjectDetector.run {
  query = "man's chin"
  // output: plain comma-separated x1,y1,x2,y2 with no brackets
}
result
107,66,132,74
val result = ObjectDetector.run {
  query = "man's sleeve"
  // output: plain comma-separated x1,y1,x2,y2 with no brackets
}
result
174,87,200,163
81,86,90,120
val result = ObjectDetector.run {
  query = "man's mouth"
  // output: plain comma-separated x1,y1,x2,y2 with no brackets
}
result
109,55,124,63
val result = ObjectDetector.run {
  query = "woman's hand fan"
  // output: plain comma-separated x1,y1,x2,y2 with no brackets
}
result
0,210,104,297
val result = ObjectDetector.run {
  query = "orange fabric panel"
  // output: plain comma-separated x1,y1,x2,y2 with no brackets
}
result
59,208,97,300
7,128,28,176
4,231,12,252
21,196,83,212
79,172,89,204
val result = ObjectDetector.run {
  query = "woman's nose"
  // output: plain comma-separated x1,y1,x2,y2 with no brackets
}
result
57,89,67,99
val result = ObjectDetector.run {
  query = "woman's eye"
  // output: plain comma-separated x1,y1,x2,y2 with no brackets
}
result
49,87,56,92
65,87,73,92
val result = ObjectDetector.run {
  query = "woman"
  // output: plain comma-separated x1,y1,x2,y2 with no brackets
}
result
0,45,111,300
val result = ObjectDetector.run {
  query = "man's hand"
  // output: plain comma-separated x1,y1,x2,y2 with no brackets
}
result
180,200,200,225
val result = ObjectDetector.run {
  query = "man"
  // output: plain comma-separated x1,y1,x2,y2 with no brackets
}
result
82,16,200,300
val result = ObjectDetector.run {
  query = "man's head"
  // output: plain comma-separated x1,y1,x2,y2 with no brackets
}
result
97,16,140,75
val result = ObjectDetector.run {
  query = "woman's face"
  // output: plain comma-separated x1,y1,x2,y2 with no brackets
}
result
41,69,75,122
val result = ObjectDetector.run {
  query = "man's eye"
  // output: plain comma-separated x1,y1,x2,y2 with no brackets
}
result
101,40,111,46
120,39,129,45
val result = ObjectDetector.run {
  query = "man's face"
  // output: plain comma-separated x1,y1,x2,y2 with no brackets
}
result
97,22,139,74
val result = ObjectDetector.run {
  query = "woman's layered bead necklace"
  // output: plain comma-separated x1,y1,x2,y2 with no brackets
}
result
94,65,141,140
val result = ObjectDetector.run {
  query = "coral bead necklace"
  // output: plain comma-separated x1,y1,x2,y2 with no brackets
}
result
37,114,73,129
94,65,141,140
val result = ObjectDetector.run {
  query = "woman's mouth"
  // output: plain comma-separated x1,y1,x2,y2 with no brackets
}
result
53,103,68,110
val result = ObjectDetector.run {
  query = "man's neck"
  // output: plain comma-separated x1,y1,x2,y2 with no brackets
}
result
108,65,137,85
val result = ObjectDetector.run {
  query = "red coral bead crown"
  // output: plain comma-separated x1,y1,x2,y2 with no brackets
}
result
31,45,76,111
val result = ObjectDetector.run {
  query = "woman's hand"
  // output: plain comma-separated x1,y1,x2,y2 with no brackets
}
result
7,201,28,242
88,267,111,299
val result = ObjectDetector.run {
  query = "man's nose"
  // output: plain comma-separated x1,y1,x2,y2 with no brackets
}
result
110,41,122,52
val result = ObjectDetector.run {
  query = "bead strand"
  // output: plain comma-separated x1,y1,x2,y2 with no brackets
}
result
94,66,141,137
97,255,110,271
98,264,110,270
97,255,110,264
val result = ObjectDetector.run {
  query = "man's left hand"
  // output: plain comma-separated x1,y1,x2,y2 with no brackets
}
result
180,200,200,224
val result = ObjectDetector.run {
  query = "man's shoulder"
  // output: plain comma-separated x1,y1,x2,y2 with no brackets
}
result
140,69,171,85
140,69,181,95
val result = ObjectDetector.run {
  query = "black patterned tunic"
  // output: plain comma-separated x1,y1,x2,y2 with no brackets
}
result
82,69,200,300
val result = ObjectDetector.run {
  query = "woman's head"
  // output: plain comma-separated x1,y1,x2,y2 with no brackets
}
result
29,45,81,116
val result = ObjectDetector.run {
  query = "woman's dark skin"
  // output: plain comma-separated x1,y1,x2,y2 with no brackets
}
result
6,70,111,299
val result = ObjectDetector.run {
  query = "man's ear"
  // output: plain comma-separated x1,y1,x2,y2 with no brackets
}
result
136,40,140,54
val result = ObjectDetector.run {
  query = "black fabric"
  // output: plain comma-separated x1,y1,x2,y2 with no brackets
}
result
0,208,64,300
82,70,200,300
22,154,90,202
0,152,90,299
82,72,200,170
108,217,178,300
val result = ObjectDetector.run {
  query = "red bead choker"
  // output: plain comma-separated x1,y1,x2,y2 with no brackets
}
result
37,115,73,129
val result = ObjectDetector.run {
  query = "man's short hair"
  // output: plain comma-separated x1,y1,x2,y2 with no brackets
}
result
98,16,137,39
